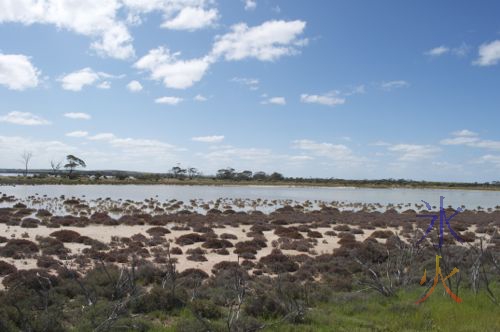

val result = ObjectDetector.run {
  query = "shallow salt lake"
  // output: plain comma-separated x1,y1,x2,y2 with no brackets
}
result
1,184,499,211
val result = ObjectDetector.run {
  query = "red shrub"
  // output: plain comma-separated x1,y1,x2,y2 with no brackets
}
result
0,239,39,257
0,260,17,276
202,238,234,249
146,226,171,236
50,230,82,243
176,233,206,246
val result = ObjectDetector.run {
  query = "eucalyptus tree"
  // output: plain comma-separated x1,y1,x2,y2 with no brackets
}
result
64,155,86,176
20,151,33,177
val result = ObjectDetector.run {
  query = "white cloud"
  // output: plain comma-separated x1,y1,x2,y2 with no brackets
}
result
66,131,89,138
300,92,345,107
440,136,479,145
440,130,500,150
59,68,121,91
198,146,273,163
370,140,391,146
381,80,409,91
474,40,500,66
122,0,217,29
440,129,479,145
292,139,363,165
231,77,259,90
194,94,207,101
0,53,40,90
262,97,286,105
162,6,218,30
135,47,211,89
244,0,257,11
0,111,50,126
0,1,224,60
127,80,143,92
0,135,74,168
470,140,500,150
197,143,317,172
452,129,478,137
425,43,471,58
88,133,116,141
452,43,470,57
344,85,365,96
425,45,449,56
288,155,313,161
59,68,100,91
109,137,177,155
134,20,308,90
211,20,307,61
97,81,111,89
0,0,134,59
476,154,500,167
192,135,224,143
388,144,440,161
155,96,183,105
85,131,181,157
64,112,91,120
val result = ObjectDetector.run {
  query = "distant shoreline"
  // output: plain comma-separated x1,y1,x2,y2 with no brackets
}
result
1,176,499,191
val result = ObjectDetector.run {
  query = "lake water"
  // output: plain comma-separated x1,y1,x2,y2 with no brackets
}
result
0,173,29,177
1,185,499,211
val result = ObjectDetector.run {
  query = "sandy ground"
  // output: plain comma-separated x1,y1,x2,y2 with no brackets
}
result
0,222,404,277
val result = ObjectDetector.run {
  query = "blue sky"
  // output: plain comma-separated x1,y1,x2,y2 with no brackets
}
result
0,0,500,181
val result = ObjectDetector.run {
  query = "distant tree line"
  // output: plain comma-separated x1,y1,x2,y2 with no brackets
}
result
5,153,500,187
215,168,284,181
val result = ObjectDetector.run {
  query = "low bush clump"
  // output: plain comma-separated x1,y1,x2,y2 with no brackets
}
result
307,230,323,238
50,215,87,227
351,228,364,234
215,248,230,255
241,259,256,269
234,239,266,257
333,224,351,232
50,229,82,243
179,268,209,280
131,286,182,313
146,226,171,236
460,231,476,242
260,249,299,274
170,246,183,255
220,233,238,240
37,236,70,256
20,218,40,228
191,299,223,319
2,268,59,290
176,233,206,246
0,239,39,257
131,233,147,242
274,226,304,239
202,238,234,249
370,230,394,239
279,238,313,252
211,261,241,274
186,247,208,262
0,260,17,276
37,255,60,269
